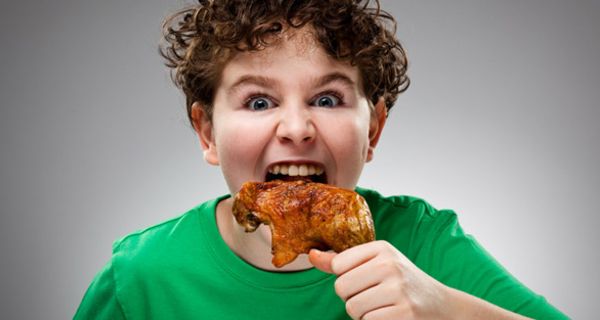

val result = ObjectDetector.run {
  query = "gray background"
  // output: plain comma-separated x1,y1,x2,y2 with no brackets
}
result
0,0,598,319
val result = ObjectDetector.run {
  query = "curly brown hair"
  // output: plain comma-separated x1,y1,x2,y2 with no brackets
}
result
160,0,409,122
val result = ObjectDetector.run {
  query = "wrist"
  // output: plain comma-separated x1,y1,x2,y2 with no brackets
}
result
441,285,465,320
444,286,531,320
444,286,475,320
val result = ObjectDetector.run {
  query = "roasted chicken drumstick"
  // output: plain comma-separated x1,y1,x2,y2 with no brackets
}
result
232,180,375,267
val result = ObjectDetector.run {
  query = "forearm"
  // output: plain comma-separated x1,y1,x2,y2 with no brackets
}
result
446,287,531,320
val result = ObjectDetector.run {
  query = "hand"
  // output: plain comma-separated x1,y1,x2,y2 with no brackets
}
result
309,241,450,320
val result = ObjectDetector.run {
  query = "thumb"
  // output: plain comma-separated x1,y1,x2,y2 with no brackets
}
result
309,249,337,274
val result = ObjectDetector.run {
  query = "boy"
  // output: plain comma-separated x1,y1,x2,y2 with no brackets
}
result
75,0,567,319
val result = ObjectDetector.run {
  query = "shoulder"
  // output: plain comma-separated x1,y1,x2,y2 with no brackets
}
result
356,186,458,258
356,186,456,224
113,207,195,257
110,198,220,276
76,198,223,317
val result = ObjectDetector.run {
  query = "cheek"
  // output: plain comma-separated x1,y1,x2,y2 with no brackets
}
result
319,112,371,163
212,120,266,192
345,113,371,150
213,116,272,172
216,124,256,162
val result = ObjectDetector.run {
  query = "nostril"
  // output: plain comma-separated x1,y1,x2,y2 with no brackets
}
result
277,131,314,144
275,111,316,144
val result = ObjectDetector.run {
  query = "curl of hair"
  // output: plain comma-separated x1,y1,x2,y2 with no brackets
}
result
160,0,409,122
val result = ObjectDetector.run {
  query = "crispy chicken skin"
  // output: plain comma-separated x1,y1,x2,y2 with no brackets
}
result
232,180,375,268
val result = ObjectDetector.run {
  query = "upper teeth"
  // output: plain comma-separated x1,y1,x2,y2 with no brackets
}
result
269,164,324,176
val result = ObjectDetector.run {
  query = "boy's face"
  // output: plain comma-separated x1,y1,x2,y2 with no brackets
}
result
193,28,386,194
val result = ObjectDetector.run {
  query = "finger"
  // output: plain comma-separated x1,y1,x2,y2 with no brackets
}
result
332,240,390,275
360,305,399,320
344,284,395,320
309,249,337,274
334,258,382,301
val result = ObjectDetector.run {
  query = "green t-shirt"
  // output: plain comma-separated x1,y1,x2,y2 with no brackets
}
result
74,187,567,319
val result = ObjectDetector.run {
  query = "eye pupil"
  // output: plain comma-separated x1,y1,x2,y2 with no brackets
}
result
315,94,339,108
250,98,270,110
319,97,333,107
255,100,266,109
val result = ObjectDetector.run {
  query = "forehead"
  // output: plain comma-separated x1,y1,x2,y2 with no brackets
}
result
218,27,362,89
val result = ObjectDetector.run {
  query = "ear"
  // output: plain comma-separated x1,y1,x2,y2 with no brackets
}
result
366,98,387,162
191,102,219,166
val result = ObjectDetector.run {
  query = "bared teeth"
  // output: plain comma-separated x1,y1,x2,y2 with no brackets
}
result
298,165,308,176
268,164,323,176
288,166,298,176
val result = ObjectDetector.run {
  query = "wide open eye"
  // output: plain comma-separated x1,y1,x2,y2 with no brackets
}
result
312,93,341,108
246,96,275,111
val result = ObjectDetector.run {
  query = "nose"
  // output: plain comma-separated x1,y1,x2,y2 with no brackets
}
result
276,104,316,145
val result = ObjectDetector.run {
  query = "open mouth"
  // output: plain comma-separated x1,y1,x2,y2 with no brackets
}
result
265,163,327,184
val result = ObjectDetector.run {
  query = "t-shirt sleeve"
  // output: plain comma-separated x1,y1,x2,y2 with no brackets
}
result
73,260,127,320
414,210,568,319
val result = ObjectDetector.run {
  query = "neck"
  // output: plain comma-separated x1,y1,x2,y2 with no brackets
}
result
215,197,314,272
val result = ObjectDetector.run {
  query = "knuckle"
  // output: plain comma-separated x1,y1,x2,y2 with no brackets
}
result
334,278,347,299
373,240,389,250
377,258,401,274
345,299,359,319
377,240,393,250
330,256,341,274
361,312,375,320
390,277,406,291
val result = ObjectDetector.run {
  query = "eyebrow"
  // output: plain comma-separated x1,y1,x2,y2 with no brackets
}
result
227,72,357,94
228,75,278,95
313,72,356,89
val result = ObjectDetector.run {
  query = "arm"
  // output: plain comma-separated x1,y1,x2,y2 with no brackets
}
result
447,286,530,320
310,242,530,320
74,261,126,320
